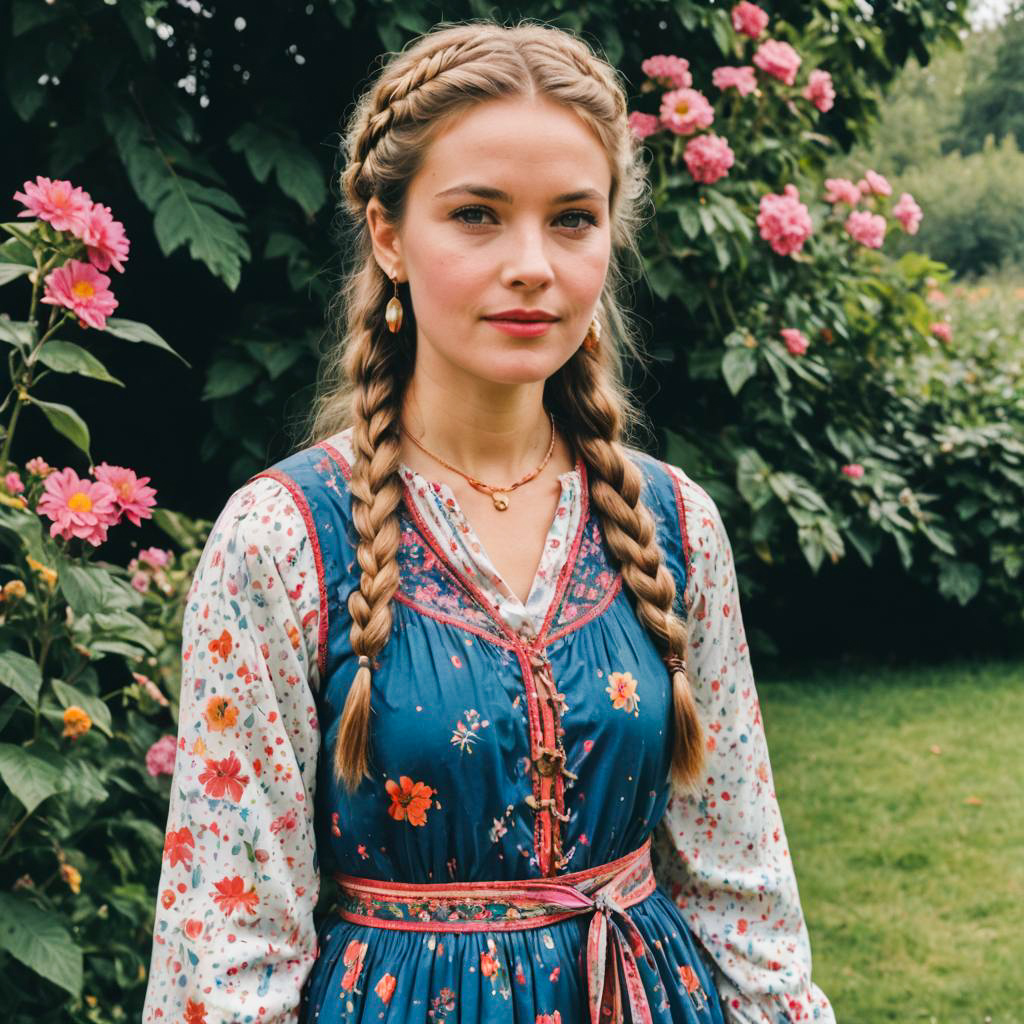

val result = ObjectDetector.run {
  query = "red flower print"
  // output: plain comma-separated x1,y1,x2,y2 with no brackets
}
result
374,972,397,1004
536,1014,562,1024
160,888,175,909
385,775,434,826
341,939,368,991
211,875,260,915
605,670,640,716
679,964,701,993
184,918,203,939
208,628,233,660
184,999,207,1024
198,751,250,802
163,826,194,869
480,951,501,978
270,808,298,834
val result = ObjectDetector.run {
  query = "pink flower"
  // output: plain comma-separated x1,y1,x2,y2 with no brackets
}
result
780,328,809,356
803,69,835,113
931,321,953,344
134,672,170,707
845,210,887,248
841,464,865,479
92,463,157,527
40,259,119,330
146,735,178,777
684,134,735,185
757,184,813,256
628,112,661,141
37,467,120,546
138,546,171,569
12,176,92,234
25,457,53,477
659,88,714,136
712,65,758,97
731,1,770,39
824,178,861,206
753,40,802,86
4,472,25,495
79,202,130,274
859,169,892,197
893,192,923,235
641,54,692,90
131,571,151,593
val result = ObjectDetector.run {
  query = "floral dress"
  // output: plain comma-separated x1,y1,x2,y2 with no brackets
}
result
142,426,834,1024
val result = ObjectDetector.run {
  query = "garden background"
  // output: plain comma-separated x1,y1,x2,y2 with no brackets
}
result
1,0,1022,1020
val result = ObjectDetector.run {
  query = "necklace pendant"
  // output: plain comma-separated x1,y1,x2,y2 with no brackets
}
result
491,491,510,511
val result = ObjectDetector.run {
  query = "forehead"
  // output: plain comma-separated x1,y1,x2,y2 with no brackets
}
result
413,96,612,200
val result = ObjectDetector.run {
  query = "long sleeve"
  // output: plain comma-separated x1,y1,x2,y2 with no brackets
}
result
653,467,835,1024
142,476,324,1024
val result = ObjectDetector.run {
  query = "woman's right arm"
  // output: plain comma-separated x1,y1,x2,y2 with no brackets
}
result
142,476,324,1024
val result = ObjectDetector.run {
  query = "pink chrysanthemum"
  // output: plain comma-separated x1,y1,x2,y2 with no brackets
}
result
753,40,802,86
859,169,892,197
92,462,157,527
684,134,735,185
731,1,770,39
757,184,813,257
845,210,887,249
659,88,714,136
803,69,836,113
146,735,178,777
824,178,861,206
841,464,865,479
893,192,923,235
628,112,661,141
4,472,25,495
780,328,810,356
36,468,120,546
712,65,758,97
931,321,953,344
25,457,53,477
40,259,119,330
12,176,92,234
641,54,692,90
138,546,172,569
79,202,130,274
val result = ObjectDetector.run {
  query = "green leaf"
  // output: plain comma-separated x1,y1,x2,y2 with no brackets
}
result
721,347,758,395
33,340,124,386
0,264,33,286
937,560,982,605
677,205,701,240
58,563,140,615
0,893,83,998
0,503,47,562
697,203,716,237
0,650,43,708
27,397,90,457
202,359,261,400
0,316,34,351
0,743,63,813
50,679,113,738
102,317,191,366
227,122,328,215
709,9,733,54
736,448,773,510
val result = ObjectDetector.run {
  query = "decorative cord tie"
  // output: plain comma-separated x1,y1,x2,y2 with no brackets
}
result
664,653,686,675
525,794,571,823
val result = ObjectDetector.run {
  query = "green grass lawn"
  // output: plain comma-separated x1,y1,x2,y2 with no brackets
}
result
759,657,1024,1024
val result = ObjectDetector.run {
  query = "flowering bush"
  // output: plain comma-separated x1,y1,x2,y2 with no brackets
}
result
0,178,211,1020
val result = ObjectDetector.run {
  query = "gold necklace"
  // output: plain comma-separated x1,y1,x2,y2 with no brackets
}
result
400,411,557,511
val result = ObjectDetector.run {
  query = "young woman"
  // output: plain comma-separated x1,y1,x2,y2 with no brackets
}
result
143,20,834,1024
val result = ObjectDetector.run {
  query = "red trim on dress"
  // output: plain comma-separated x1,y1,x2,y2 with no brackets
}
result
669,465,693,587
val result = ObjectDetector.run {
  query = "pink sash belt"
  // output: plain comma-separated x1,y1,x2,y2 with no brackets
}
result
332,836,659,1024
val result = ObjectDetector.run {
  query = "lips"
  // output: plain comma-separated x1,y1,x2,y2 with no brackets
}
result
484,310,560,322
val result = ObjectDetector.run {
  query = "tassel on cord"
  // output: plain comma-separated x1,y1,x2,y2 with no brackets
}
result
334,654,374,791
664,651,704,793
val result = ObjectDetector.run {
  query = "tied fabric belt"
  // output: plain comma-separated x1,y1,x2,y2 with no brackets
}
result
332,836,660,1024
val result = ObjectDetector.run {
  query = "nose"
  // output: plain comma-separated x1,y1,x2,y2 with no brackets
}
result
499,221,555,291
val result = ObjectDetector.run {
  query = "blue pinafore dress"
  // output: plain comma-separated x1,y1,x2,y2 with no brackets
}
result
260,438,724,1023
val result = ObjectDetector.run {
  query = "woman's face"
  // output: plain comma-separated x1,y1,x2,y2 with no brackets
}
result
367,95,613,394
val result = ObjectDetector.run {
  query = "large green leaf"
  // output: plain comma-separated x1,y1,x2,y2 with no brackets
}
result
0,503,47,562
0,893,83,998
58,563,140,615
227,122,328,215
0,316,34,352
0,650,43,707
102,317,190,365
721,347,758,396
50,679,113,738
27,397,90,457
0,743,63,813
33,340,124,386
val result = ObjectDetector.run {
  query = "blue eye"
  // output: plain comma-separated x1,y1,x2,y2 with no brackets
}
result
451,205,599,234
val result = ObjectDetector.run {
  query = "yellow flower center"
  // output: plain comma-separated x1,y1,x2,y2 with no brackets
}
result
72,280,96,299
68,491,93,512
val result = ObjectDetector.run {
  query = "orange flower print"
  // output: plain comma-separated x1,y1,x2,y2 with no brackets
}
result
536,1014,562,1024
211,875,260,915
163,825,195,869
678,964,701,994
208,628,233,661
198,751,250,802
606,670,640,716
184,998,207,1024
374,972,397,1004
385,775,434,826
204,695,238,732
480,951,501,978
341,939,368,991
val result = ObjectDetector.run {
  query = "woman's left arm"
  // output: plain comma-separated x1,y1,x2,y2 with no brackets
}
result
653,466,836,1024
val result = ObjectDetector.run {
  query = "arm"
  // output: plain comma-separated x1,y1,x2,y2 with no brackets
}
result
653,467,835,1024
142,476,323,1024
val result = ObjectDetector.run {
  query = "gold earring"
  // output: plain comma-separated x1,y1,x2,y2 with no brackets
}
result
582,317,601,353
385,272,404,333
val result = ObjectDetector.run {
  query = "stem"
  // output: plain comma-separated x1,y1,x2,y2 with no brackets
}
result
0,808,33,860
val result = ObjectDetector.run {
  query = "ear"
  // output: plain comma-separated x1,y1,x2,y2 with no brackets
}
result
366,197,403,280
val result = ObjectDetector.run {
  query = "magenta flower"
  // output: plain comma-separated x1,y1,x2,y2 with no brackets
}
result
712,65,758,97
40,259,119,330
79,202,130,274
824,178,861,206
37,468,120,546
859,169,892,197
138,546,172,569
757,184,813,257
803,69,836,113
12,176,92,234
641,54,692,90
780,328,810,356
659,88,714,136
731,1,769,39
146,735,178,777
4,472,25,495
92,462,157,527
845,210,887,249
931,322,953,344
628,112,661,141
841,464,865,479
893,192,923,235
684,134,735,185
25,457,53,477
753,40,802,86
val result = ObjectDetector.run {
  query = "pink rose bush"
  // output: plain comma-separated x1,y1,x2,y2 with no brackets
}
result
684,134,735,185
712,65,758,97
931,322,953,344
753,40,802,86
803,70,836,113
628,112,661,141
824,178,862,206
641,55,692,90
780,328,810,356
845,210,887,249
757,185,813,257
893,192,923,235
841,464,865,479
146,736,178,777
659,88,714,136
731,1,769,39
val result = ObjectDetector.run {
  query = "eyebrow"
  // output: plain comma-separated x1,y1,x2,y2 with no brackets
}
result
434,183,606,204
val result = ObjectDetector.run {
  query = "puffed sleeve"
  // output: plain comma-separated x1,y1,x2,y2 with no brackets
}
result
652,467,835,1024
142,475,323,1024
